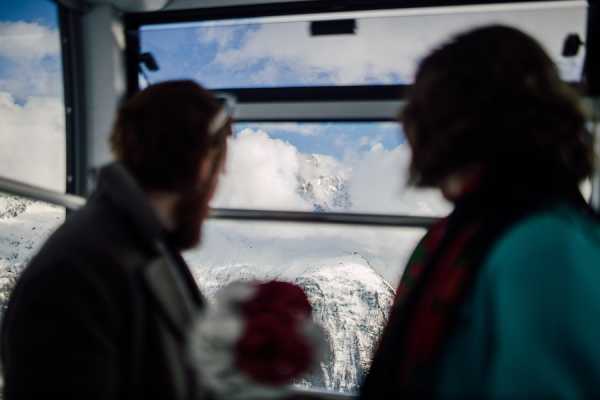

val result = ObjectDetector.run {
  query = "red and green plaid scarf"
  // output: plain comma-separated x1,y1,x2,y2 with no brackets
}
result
393,218,482,387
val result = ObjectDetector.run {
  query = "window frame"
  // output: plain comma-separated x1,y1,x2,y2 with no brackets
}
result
0,3,596,396
124,0,590,99
119,0,598,224
0,0,594,220
59,4,88,197
0,4,594,399
0,1,74,196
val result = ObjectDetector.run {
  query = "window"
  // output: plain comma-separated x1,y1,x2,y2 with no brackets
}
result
0,0,66,192
0,0,66,312
139,1,587,88
129,0,593,394
212,122,450,215
184,220,426,392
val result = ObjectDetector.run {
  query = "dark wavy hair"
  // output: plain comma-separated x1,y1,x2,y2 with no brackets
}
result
402,25,594,188
110,80,228,192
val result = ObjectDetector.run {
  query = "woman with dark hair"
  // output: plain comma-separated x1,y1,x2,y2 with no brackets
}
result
360,25,600,398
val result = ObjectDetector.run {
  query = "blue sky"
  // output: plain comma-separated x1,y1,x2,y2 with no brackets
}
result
141,21,410,159
139,6,586,158
234,123,404,160
0,0,62,102
0,0,57,27
141,6,586,88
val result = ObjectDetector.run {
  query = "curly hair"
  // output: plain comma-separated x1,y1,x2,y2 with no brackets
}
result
110,80,228,192
402,25,594,188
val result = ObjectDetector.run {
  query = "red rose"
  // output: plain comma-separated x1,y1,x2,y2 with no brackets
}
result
235,281,315,386
235,313,313,386
241,281,312,322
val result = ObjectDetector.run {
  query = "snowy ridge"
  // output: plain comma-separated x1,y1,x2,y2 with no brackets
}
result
192,259,395,392
0,162,411,393
296,262,393,392
0,195,64,309
297,154,351,212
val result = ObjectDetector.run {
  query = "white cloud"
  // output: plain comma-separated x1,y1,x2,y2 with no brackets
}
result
0,63,62,101
187,219,425,286
0,92,66,191
0,22,60,61
198,126,450,285
347,143,450,216
0,22,62,101
213,125,450,215
212,129,312,210
243,123,322,136
196,24,252,51
200,5,585,84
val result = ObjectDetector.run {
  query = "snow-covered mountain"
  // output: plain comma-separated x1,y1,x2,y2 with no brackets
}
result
297,154,351,212
0,159,417,394
0,193,399,393
0,195,64,310
295,152,450,216
192,259,394,393
295,263,393,392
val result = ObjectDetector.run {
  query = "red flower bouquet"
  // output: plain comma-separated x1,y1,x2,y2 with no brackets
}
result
189,281,325,400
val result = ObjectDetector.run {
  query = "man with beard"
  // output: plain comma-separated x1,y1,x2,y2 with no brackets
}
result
1,81,232,399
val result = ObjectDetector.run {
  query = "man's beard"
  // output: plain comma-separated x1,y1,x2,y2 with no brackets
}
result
167,187,211,251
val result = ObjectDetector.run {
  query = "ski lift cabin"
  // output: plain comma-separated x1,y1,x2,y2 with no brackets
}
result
0,0,599,398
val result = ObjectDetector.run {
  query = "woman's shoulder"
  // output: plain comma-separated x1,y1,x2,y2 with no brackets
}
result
480,203,600,291
487,204,600,266
439,205,600,398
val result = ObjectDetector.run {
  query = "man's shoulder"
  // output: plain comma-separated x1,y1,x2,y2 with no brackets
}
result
22,195,152,286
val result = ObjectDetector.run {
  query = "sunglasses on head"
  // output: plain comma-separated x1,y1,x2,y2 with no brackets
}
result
208,93,236,137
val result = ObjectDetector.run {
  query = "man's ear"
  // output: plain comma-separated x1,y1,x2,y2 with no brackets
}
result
198,155,213,184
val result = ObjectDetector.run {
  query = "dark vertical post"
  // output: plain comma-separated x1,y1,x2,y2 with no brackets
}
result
585,0,600,96
586,1,600,210
125,24,142,98
59,4,88,197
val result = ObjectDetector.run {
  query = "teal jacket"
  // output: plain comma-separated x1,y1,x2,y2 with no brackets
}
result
437,204,600,398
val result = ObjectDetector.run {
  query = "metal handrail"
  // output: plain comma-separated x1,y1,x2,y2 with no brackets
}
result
0,176,439,227
290,386,357,399
0,176,85,211
210,208,437,228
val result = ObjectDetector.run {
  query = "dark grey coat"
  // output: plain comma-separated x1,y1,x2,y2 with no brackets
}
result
1,163,204,399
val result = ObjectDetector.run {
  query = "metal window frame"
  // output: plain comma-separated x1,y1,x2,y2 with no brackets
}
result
59,4,88,197
125,0,586,28
0,177,437,228
119,0,600,225
41,0,599,220
7,0,442,228
123,0,590,99
585,0,600,95
120,0,448,226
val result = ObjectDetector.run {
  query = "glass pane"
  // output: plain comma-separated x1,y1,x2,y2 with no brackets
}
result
185,219,426,392
0,1,66,191
211,122,451,216
140,1,587,88
0,192,65,314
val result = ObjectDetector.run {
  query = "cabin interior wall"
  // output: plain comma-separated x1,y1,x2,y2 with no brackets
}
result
82,4,126,193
